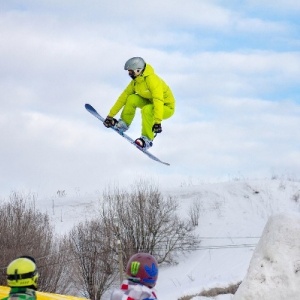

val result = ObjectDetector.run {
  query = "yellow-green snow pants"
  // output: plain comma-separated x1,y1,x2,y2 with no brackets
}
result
120,94,174,140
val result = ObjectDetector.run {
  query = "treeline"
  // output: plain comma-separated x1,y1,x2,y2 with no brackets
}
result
0,182,201,300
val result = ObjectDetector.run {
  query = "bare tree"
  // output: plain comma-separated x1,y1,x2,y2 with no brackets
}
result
68,219,118,300
100,180,200,265
37,235,73,294
0,192,70,293
188,198,202,227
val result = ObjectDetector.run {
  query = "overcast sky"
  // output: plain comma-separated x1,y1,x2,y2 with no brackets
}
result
1,0,300,198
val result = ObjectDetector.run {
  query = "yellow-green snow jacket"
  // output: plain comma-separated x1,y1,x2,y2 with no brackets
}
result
108,64,175,124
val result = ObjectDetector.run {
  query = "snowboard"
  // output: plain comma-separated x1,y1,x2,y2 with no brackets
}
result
85,104,170,166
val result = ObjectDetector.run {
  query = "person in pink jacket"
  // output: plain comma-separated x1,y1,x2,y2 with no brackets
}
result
110,253,159,300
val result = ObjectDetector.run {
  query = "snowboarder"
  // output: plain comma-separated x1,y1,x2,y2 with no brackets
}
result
110,252,159,300
103,57,176,150
2,256,39,300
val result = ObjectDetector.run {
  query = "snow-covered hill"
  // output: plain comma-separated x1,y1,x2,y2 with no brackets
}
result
39,179,300,300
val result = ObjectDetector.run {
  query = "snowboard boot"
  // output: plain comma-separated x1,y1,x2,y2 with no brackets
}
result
115,119,129,134
134,136,153,150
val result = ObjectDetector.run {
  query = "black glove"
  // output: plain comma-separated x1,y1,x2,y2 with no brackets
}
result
103,116,117,128
152,123,162,133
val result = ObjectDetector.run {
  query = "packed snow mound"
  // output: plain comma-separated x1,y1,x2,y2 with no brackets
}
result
234,213,300,300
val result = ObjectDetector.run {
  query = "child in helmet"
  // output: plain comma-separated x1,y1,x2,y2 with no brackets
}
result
2,256,38,300
110,252,159,300
103,57,176,150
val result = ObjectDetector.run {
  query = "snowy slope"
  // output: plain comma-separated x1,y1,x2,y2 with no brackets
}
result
39,179,300,300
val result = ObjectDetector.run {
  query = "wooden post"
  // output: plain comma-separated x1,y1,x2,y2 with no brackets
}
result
117,239,124,283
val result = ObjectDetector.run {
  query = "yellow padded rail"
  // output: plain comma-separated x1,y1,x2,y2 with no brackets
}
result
0,286,89,300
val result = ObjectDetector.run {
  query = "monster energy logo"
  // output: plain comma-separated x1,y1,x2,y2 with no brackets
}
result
130,261,140,275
